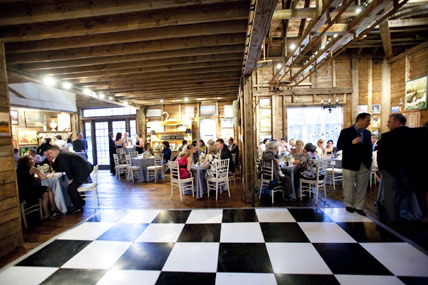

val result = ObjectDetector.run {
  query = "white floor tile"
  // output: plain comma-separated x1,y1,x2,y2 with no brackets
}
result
255,208,296,223
135,224,184,243
216,273,277,285
321,208,372,222
335,275,405,285
298,222,356,243
186,209,223,224
62,241,131,269
266,243,332,274
0,266,58,285
220,223,264,243
118,209,160,224
163,243,219,273
57,222,114,240
360,243,428,277
97,270,160,285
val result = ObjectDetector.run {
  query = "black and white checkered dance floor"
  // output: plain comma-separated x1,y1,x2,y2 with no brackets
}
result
1,208,428,284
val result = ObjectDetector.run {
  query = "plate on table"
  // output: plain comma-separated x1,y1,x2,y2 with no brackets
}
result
46,172,62,179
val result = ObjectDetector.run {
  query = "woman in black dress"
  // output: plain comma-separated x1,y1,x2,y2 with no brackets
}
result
108,132,116,175
16,155,57,219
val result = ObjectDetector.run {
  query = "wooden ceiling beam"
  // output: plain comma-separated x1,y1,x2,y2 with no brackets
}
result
6,34,246,64
33,53,243,75
6,20,248,54
117,89,238,100
388,17,428,27
78,72,242,87
115,87,237,97
0,4,249,42
272,8,316,20
70,66,242,84
379,20,393,58
52,60,243,80
12,45,244,70
0,0,245,26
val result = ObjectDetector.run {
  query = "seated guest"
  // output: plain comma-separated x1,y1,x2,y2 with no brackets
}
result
136,135,144,154
206,139,216,155
228,138,239,167
371,134,379,151
289,139,296,151
66,137,73,152
14,148,19,168
115,132,125,149
300,143,323,180
316,139,325,156
262,141,293,199
162,141,172,164
291,139,305,163
198,139,207,154
215,138,235,173
278,137,290,155
55,135,67,150
177,145,197,179
323,139,336,156
178,140,187,152
16,155,57,219
191,140,200,163
37,138,51,156
46,145,93,214
29,148,42,164
72,133,88,159
123,132,132,146
258,138,269,158
143,142,154,157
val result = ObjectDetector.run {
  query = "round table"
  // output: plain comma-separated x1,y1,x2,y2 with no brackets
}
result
41,173,71,214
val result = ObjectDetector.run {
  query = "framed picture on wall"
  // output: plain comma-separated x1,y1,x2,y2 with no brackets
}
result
19,145,37,156
372,104,381,114
25,111,47,127
10,110,18,125
404,76,427,111
391,106,402,113
404,111,420,128
200,105,216,117
372,116,381,128
18,130,38,145
372,130,381,138
146,109,162,117
0,112,11,136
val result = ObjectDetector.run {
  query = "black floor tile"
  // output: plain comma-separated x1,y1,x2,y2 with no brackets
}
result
337,222,403,242
313,243,392,275
112,242,173,270
155,272,216,285
152,210,191,223
275,274,339,285
218,243,273,273
288,208,333,222
97,223,148,241
398,276,428,285
177,224,221,242
86,209,129,223
260,223,309,242
40,268,106,285
222,209,259,223
16,240,91,267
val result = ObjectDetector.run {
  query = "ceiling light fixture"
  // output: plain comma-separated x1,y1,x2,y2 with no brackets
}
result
355,7,362,14
98,93,105,99
61,82,72,89
184,97,189,102
276,63,282,69
289,43,296,50
333,34,338,38
43,76,57,86
83,88,92,96
160,99,164,103
123,101,128,106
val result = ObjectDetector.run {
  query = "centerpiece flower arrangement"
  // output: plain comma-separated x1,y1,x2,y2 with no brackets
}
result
36,164,53,174
198,153,206,164
280,154,294,165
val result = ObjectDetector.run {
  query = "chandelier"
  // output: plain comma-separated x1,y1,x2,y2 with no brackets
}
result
321,92,339,113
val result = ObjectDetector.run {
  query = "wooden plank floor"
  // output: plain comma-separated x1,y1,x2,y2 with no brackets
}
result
0,170,382,267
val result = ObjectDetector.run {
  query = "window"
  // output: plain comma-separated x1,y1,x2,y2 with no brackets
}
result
84,122,93,164
112,120,126,138
200,119,217,142
83,107,136,118
287,106,343,146
95,122,109,165
200,105,216,117
130,119,137,141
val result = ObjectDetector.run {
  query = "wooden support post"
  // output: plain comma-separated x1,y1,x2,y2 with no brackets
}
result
351,58,359,121
381,59,391,133
367,59,373,131
332,59,336,88
282,99,287,139
136,106,146,141
242,75,256,205
0,41,23,258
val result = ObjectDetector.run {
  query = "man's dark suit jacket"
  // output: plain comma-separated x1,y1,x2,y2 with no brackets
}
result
337,126,372,171
220,147,235,173
229,143,239,166
53,151,93,182
378,126,428,176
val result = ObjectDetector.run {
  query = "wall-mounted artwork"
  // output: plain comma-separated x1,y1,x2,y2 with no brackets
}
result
18,130,38,145
391,106,401,113
372,116,381,128
358,105,368,114
372,130,381,138
146,108,162,117
0,112,11,136
19,145,37,156
372,104,381,114
10,110,18,125
25,111,47,127
404,76,427,111
200,105,216,117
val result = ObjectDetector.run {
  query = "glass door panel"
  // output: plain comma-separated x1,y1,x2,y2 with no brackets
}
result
84,122,93,164
95,121,109,166
112,120,126,138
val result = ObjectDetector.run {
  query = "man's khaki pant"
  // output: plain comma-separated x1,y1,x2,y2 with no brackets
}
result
342,163,371,210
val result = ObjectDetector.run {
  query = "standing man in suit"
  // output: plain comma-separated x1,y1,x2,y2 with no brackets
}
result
73,132,88,159
337,113,372,215
228,137,239,168
215,138,235,173
46,145,93,213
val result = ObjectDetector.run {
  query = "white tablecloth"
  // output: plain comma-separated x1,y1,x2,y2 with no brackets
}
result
41,173,71,214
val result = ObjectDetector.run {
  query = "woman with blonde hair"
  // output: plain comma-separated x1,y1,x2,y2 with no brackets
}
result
291,139,305,164
206,139,217,155
177,144,197,179
316,139,325,156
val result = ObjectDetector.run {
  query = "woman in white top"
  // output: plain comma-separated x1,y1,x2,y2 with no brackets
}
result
54,135,67,150
316,139,325,156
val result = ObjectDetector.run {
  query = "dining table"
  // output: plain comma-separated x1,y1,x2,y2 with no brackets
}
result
41,172,71,214
280,163,298,199
132,156,164,182
190,164,208,198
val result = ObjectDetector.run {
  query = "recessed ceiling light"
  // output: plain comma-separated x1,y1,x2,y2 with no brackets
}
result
333,34,338,38
276,63,282,69
355,7,362,14
61,82,72,89
160,99,164,103
98,93,105,99
108,96,113,100
289,43,296,50
83,88,92,96
43,76,57,86
123,101,128,106
184,97,189,102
